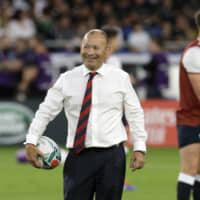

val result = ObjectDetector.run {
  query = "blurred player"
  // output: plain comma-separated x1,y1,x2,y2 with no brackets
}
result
143,37,169,99
102,25,136,191
176,10,200,200
102,25,122,69
16,36,54,100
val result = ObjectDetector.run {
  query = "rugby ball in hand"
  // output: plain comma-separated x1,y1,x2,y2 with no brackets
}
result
37,136,61,169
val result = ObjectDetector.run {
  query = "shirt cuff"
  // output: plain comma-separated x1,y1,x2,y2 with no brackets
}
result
24,134,39,146
133,140,147,152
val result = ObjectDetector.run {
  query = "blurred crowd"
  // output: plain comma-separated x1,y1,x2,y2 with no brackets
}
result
0,0,199,100
0,0,199,51
0,35,54,100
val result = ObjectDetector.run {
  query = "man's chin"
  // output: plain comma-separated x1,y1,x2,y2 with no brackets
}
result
85,64,96,71
84,61,99,70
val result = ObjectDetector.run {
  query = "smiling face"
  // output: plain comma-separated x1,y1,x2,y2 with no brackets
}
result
81,30,108,71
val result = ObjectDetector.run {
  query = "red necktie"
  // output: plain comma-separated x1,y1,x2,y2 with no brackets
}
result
73,72,97,154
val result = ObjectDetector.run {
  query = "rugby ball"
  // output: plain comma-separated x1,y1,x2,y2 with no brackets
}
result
36,136,61,169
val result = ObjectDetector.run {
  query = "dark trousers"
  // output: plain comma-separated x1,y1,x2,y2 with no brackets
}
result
63,143,125,200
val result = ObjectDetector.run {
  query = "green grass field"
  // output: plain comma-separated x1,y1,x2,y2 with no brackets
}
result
0,146,181,200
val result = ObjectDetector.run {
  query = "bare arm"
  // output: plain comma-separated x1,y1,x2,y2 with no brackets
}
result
188,73,200,101
17,66,38,93
1,59,22,72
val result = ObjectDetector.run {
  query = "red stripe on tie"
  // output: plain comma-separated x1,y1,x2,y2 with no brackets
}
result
73,72,97,154
79,104,91,120
86,80,92,90
74,134,86,147
75,119,88,135
82,92,92,108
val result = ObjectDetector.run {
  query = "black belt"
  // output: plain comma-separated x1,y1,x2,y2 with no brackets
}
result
69,142,123,152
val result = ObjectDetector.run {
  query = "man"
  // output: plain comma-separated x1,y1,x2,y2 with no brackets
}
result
176,10,200,200
25,29,147,200
102,25,122,69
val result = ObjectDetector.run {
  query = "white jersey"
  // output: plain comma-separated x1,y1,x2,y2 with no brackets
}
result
182,41,200,73
106,54,122,69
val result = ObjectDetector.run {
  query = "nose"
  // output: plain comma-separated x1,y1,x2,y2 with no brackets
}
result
87,47,95,55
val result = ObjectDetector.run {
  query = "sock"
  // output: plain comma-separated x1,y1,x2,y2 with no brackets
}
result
177,173,195,200
193,174,200,200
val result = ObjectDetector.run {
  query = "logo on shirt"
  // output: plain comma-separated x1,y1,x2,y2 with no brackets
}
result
0,102,34,145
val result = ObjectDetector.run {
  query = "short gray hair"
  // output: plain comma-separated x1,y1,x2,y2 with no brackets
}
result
83,29,108,43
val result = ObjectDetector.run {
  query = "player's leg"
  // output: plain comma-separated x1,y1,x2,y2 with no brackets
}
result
95,144,125,200
177,125,200,200
193,150,200,200
177,143,200,200
63,150,95,200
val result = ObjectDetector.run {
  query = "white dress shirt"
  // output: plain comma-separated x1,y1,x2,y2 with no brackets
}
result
106,55,122,69
26,63,147,152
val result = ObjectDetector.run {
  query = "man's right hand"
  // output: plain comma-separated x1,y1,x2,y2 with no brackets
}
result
25,143,46,168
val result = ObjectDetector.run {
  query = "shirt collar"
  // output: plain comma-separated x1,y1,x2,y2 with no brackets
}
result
82,63,106,77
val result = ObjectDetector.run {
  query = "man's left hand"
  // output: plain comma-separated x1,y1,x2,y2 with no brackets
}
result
130,151,145,172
